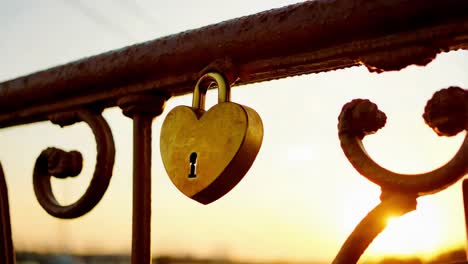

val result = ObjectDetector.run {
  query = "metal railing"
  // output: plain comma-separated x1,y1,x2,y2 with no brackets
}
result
0,0,467,263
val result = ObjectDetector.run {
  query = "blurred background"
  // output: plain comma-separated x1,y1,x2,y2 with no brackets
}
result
0,0,467,263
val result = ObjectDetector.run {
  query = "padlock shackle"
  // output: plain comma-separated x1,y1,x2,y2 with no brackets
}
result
192,72,231,111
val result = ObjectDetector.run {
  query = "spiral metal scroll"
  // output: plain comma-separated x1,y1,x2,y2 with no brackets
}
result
334,87,468,263
33,109,115,219
338,87,468,194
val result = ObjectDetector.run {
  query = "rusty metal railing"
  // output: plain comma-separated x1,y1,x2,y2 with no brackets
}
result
0,0,467,263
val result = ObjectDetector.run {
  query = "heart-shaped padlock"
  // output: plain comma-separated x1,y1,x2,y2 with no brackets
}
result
160,72,263,204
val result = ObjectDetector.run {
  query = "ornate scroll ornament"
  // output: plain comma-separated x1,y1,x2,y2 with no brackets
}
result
334,87,468,263
33,109,115,219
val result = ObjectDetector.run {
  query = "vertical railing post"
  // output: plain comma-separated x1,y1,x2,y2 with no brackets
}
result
0,163,14,264
463,179,468,261
119,95,166,264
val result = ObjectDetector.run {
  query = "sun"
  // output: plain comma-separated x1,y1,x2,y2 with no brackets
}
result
364,201,446,259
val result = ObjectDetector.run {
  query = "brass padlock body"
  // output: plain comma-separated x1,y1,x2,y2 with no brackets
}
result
160,73,263,204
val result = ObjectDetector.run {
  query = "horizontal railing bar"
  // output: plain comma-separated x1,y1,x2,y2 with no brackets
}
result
0,0,468,128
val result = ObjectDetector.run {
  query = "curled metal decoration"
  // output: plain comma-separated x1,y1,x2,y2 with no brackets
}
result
0,163,14,264
33,109,115,219
338,87,468,195
334,87,468,263
333,192,417,264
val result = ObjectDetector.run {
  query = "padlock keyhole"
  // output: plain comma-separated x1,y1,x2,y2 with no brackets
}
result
188,152,198,178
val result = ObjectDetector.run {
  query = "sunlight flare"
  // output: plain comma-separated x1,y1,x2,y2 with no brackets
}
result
366,203,446,259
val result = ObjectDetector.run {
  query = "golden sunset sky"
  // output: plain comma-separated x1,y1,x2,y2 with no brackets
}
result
0,1,467,263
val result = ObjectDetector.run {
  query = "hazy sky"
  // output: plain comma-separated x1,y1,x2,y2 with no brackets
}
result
0,1,467,263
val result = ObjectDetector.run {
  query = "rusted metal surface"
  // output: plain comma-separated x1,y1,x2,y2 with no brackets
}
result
0,164,14,264
338,88,468,195
0,0,468,127
131,115,153,264
118,95,166,264
33,109,115,219
335,88,468,262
